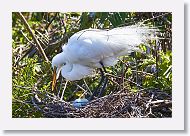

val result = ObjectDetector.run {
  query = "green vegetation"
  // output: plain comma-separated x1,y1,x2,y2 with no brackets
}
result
12,12,172,118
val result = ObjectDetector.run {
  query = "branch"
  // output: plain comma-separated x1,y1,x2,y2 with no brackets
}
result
139,12,171,25
16,12,49,62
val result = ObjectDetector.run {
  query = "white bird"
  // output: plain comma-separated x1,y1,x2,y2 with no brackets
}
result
51,25,157,99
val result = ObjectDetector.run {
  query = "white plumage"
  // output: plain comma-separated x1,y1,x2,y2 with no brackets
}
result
52,25,157,81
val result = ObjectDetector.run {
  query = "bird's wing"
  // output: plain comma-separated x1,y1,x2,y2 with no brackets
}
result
64,26,157,65
62,31,111,65
64,29,124,63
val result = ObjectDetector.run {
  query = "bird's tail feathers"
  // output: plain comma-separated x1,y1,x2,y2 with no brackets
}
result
111,25,158,45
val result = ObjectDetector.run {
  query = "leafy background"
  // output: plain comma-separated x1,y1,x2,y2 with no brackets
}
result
12,12,172,118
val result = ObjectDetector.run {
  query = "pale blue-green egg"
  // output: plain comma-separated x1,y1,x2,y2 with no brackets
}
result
73,98,89,108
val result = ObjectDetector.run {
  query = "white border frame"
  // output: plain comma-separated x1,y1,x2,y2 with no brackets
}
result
0,0,184,130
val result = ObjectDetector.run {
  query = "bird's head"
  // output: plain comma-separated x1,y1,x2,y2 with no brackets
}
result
51,52,67,91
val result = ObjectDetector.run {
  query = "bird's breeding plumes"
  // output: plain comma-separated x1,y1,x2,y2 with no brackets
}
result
52,25,159,81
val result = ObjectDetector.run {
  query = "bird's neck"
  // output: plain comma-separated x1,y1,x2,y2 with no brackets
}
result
62,63,73,72
57,52,67,64
61,63,74,80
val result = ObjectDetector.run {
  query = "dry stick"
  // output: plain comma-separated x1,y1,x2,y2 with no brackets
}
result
74,83,91,98
30,96,42,111
131,70,154,76
117,12,170,28
16,12,49,62
83,79,92,95
139,12,171,26
46,12,58,30
106,73,144,89
20,30,35,45
13,30,36,66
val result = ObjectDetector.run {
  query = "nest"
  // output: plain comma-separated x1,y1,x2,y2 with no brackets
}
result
31,88,172,118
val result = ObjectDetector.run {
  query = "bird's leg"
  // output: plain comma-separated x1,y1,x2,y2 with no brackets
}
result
89,62,109,100
100,61,107,73
98,62,108,97
98,76,108,97
89,68,105,100
60,80,68,101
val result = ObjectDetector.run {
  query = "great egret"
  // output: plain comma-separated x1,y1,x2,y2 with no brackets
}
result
52,25,157,100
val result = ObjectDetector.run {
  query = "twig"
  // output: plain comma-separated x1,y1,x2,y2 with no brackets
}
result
150,100,172,105
35,30,49,45
46,12,58,29
145,93,155,111
12,98,30,105
20,30,35,45
131,70,154,76
83,79,92,95
13,30,36,66
73,83,91,98
139,12,170,25
31,96,42,111
13,85,32,90
116,12,170,27
16,12,49,62
106,73,143,88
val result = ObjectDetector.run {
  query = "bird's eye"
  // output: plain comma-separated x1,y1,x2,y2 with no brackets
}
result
63,62,66,65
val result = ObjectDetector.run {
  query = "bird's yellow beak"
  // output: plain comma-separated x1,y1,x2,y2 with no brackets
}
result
52,66,57,91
